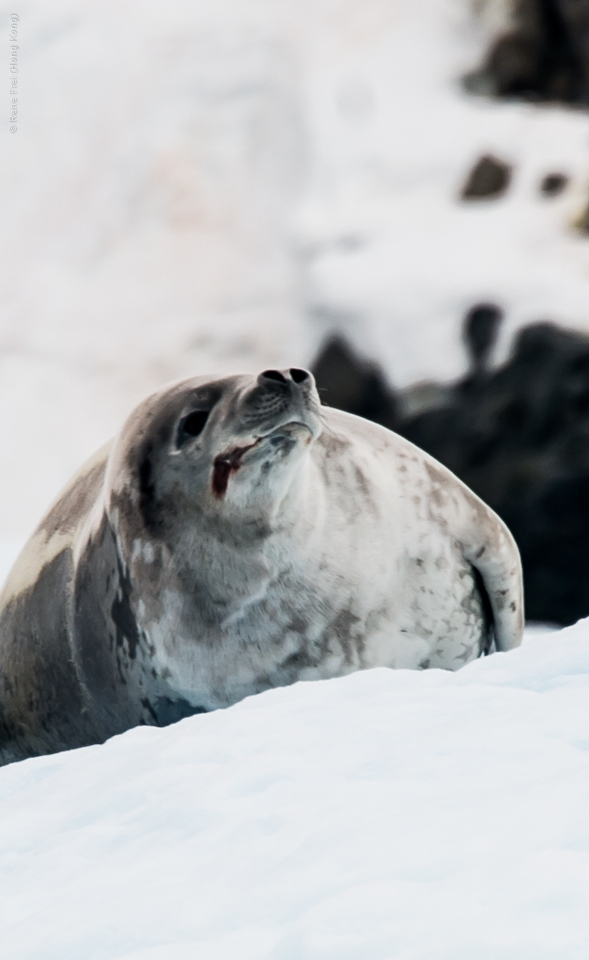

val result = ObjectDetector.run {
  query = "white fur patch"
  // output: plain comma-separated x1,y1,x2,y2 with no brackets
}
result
0,441,112,605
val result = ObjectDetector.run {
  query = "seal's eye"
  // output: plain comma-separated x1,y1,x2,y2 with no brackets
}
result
178,410,209,444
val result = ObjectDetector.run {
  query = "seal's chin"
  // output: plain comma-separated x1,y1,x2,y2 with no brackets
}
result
260,419,315,446
211,421,315,499
252,419,317,464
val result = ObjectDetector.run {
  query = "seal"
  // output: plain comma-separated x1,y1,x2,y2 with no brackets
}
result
0,368,523,764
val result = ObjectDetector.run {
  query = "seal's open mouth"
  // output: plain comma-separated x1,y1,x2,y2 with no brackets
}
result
212,442,258,497
211,421,312,497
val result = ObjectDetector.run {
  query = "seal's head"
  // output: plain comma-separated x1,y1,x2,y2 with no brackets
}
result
106,368,322,541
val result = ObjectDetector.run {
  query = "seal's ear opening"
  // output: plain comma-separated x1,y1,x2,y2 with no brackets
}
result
177,411,210,446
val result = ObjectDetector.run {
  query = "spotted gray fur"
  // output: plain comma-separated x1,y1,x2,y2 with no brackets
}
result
0,368,524,765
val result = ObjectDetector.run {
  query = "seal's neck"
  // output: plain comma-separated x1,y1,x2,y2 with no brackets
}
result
172,452,323,599
205,445,317,540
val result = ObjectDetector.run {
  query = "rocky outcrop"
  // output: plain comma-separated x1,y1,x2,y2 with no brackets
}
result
467,0,589,104
310,336,398,430
460,156,512,200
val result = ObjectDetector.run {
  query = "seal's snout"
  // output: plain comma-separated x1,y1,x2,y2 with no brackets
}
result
257,368,312,387
237,366,321,446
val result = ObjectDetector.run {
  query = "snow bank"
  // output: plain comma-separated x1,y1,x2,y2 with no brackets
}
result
0,624,587,959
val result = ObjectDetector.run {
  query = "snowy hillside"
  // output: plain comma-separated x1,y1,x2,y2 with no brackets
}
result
4,0,589,536
3,624,589,960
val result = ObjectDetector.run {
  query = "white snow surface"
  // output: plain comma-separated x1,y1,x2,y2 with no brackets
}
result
1,621,587,959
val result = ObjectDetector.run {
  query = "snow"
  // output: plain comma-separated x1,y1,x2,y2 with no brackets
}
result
0,623,586,959
4,0,589,537
298,1,589,383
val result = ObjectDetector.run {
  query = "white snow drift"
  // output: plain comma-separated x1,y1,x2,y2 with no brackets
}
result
0,624,586,960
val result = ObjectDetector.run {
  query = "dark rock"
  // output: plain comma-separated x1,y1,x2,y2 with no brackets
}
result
468,0,589,105
463,303,504,375
486,32,545,98
540,172,569,196
460,155,512,200
310,335,397,430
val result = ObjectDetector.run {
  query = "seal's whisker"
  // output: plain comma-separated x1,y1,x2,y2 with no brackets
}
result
319,410,338,439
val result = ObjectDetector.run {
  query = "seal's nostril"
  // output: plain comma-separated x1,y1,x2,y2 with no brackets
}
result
290,368,309,384
260,370,288,384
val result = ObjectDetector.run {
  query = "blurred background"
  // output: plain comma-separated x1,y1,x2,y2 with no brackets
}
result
5,0,589,624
